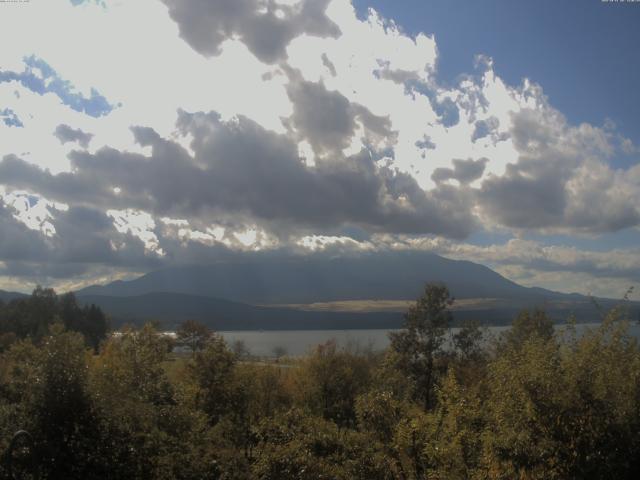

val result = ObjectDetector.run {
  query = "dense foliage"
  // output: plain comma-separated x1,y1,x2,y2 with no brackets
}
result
0,287,108,352
1,284,640,479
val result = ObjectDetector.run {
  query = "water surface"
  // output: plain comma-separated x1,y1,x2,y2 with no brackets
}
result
216,323,640,357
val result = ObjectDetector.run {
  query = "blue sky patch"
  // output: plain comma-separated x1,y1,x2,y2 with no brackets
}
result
0,108,24,127
354,0,640,146
70,0,106,7
0,55,115,118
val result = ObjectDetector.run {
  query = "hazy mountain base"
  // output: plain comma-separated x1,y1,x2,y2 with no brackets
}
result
77,291,637,330
0,290,26,303
263,298,501,312
4,287,637,330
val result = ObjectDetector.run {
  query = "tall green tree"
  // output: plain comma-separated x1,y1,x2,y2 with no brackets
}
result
0,288,108,351
59,292,109,352
186,334,236,425
389,283,453,410
294,339,373,428
30,325,102,478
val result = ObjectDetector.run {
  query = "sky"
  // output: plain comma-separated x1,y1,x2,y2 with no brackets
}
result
0,0,639,299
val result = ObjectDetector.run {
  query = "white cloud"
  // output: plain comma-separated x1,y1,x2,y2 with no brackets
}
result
107,208,163,254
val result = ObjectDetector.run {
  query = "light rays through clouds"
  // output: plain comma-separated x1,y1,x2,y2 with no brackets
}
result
0,0,638,298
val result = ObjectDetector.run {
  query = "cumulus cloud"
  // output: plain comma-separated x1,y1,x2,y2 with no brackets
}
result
472,116,507,143
0,109,476,239
431,158,488,185
0,202,50,263
160,0,340,64
53,124,93,147
478,108,640,233
0,197,163,288
283,69,397,157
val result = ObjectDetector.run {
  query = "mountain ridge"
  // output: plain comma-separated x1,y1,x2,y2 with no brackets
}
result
0,289,28,303
77,291,405,330
8,253,634,329
78,251,570,304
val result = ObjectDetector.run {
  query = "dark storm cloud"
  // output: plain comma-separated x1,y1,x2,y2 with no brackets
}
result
160,0,340,64
54,124,93,148
431,158,488,185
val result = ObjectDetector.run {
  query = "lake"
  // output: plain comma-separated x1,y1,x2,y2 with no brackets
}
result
216,322,640,357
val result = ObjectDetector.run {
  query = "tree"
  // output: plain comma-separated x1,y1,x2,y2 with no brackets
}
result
452,320,484,361
272,345,287,360
88,323,179,478
294,339,372,428
501,308,554,350
59,292,109,352
2,286,57,340
0,289,108,351
81,303,109,352
30,325,102,478
389,283,453,410
252,408,395,480
231,339,251,360
423,369,484,479
479,310,640,479
186,334,236,425
176,320,212,356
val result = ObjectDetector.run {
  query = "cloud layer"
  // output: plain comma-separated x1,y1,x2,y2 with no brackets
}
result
0,0,638,297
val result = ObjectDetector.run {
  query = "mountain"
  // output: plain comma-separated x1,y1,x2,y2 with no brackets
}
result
0,289,28,303
78,251,566,304
6,253,635,329
74,251,638,328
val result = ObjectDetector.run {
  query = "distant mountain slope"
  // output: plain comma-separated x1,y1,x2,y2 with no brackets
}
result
77,292,404,330
78,251,567,304
76,252,639,328
0,289,28,303
76,291,633,330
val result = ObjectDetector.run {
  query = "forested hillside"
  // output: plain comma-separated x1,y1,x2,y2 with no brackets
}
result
1,284,640,479
0,287,108,352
